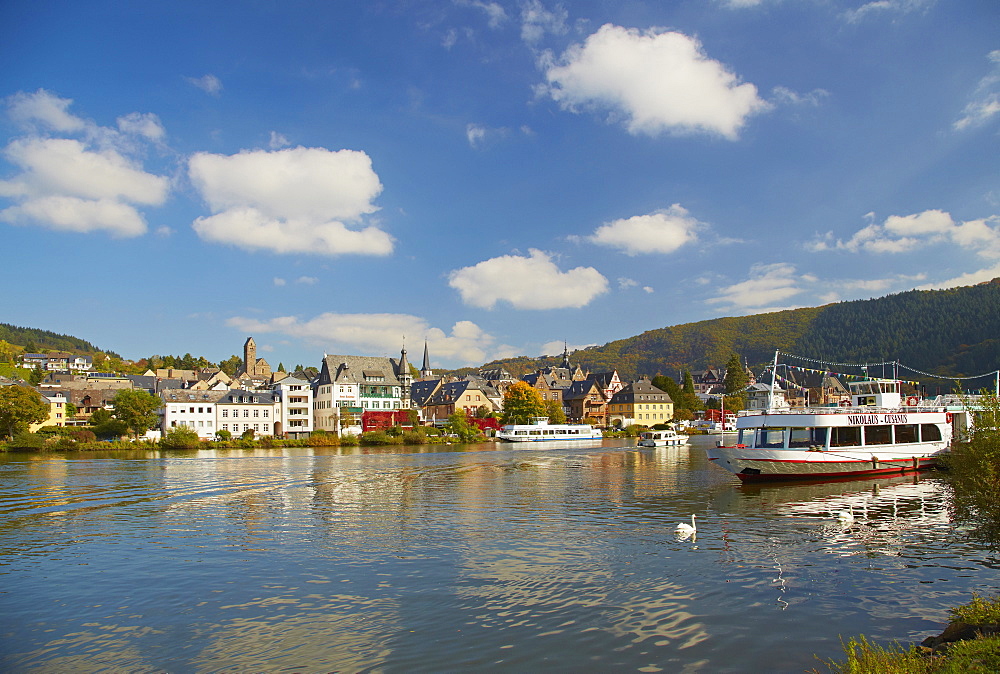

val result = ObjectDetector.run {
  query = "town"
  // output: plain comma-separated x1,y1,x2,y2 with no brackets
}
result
0,336,823,443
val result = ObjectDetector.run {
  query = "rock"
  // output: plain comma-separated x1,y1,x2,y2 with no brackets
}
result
920,621,1000,654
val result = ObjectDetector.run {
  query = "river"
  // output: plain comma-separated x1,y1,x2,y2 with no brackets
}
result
0,436,993,672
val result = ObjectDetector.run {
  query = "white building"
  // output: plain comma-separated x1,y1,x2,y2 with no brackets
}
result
161,390,224,439
273,375,313,438
313,351,409,434
217,389,279,438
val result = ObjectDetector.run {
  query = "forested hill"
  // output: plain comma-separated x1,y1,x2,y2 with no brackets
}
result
460,280,1000,381
0,323,112,356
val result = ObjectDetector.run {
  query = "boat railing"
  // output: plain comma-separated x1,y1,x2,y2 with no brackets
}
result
753,404,946,415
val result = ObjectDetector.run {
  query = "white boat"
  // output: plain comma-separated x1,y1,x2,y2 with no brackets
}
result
638,428,690,447
497,417,603,442
707,374,956,482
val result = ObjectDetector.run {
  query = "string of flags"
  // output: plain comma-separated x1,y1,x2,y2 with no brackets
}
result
777,351,1000,382
770,364,922,386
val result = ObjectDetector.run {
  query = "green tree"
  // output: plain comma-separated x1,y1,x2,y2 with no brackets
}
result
545,399,567,424
652,375,682,409
446,411,480,442
723,354,749,411
0,384,50,439
161,426,201,449
502,381,546,424
945,394,1000,547
681,371,702,411
28,365,45,386
64,402,77,420
111,389,161,438
219,355,242,377
89,408,127,439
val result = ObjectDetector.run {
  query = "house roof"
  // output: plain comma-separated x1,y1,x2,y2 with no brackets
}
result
609,379,673,404
318,354,403,386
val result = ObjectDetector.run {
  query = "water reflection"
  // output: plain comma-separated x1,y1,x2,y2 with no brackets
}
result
0,439,994,672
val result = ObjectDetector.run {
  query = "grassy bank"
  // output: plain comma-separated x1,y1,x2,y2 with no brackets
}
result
817,594,1000,673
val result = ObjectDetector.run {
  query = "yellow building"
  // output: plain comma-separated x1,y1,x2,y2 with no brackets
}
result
606,378,674,427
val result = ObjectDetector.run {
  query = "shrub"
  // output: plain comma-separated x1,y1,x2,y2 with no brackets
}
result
308,430,340,446
9,431,46,450
70,429,96,442
160,426,201,449
339,434,359,446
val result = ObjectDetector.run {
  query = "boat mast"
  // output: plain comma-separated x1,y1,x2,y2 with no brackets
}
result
768,350,778,412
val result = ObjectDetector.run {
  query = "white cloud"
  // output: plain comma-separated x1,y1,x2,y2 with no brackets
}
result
540,340,596,357
186,74,223,96
226,312,497,366
466,123,487,148
268,131,290,149
811,210,1000,258
955,50,1000,131
918,263,1000,290
448,248,609,309
843,0,934,23
538,24,770,139
1,195,147,236
188,146,392,256
273,277,287,286
296,276,318,285
707,262,805,311
456,0,508,29
643,286,654,293
771,86,830,108
6,89,87,133
589,205,701,255
618,277,638,289
0,92,170,237
521,0,568,43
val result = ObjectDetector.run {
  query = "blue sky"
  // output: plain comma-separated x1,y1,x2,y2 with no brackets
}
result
1,0,998,371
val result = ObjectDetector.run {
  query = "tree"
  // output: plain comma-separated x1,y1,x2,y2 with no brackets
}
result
681,371,702,411
944,394,1000,547
723,354,749,411
215,429,232,442
161,426,201,449
219,355,242,377
446,411,480,442
0,385,50,439
111,389,161,438
65,402,77,420
89,408,127,439
545,399,566,424
28,365,45,386
652,375,682,409
502,381,546,424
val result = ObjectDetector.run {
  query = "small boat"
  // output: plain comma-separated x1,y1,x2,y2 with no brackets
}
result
497,417,603,442
707,361,959,482
638,428,690,447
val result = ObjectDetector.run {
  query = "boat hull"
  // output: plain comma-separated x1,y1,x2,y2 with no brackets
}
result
638,437,689,447
707,445,940,482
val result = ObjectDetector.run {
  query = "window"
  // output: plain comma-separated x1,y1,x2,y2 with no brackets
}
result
253,409,259,418
895,424,918,443
831,426,862,447
244,410,250,418
222,410,228,418
921,424,942,442
756,428,785,448
263,410,269,418
788,427,827,448
864,425,892,445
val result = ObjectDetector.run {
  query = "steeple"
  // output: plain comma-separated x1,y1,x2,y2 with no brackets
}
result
243,336,257,376
561,341,572,369
420,339,433,379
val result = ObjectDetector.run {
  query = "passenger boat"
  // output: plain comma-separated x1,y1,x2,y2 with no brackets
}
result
497,417,603,442
638,428,690,447
707,375,955,482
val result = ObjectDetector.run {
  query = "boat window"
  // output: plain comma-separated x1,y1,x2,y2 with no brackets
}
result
756,428,785,448
864,425,892,445
738,429,754,446
830,426,862,447
921,424,942,442
788,427,827,448
895,424,918,443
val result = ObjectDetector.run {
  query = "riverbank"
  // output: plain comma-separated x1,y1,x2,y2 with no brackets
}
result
819,594,1000,672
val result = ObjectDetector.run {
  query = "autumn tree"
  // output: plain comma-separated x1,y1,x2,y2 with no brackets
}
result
502,381,546,424
0,385,50,439
545,399,566,424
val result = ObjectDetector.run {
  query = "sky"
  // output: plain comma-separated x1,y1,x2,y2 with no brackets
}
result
1,0,998,371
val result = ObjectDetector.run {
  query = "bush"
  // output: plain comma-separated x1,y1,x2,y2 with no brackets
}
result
308,430,340,446
359,430,402,446
339,434,359,446
8,431,46,450
70,429,96,442
160,426,201,449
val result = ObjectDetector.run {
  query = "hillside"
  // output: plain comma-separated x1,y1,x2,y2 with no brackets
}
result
0,323,113,357
459,280,1000,382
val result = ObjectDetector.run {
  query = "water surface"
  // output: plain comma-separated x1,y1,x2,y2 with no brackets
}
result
0,437,992,672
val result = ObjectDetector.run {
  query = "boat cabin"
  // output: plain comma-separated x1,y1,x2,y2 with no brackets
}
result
848,379,901,408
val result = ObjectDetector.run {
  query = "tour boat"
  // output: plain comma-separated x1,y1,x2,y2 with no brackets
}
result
497,417,603,442
638,428,690,447
707,376,956,482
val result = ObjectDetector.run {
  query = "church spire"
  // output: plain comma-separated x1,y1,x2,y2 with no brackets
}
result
420,339,433,379
561,340,572,369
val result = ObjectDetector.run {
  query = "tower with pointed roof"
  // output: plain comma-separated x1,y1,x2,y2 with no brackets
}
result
420,340,433,379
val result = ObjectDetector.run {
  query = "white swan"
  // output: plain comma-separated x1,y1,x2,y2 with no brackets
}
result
837,505,855,524
676,514,697,539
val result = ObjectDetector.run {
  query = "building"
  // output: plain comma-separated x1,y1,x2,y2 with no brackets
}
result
313,351,408,434
606,378,675,428
29,391,69,431
216,389,279,438
420,379,499,424
272,375,313,438
161,390,225,439
562,379,608,424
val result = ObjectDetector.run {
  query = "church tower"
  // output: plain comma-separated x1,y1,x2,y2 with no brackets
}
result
244,336,257,377
420,340,433,379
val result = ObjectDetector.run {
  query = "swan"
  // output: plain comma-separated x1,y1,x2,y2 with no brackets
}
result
837,505,855,524
676,514,697,538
